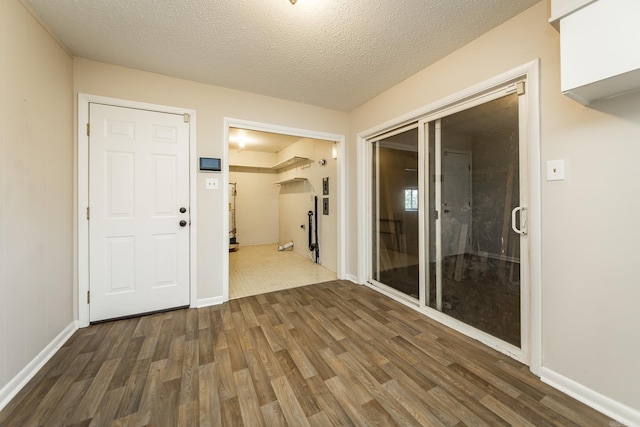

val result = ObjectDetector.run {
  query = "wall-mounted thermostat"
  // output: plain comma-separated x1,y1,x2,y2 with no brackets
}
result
199,157,221,172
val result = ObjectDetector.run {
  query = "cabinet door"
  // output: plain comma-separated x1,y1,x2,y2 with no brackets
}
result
550,0,596,21
560,0,640,104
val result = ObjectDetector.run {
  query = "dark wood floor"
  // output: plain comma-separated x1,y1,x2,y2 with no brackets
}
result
0,280,614,426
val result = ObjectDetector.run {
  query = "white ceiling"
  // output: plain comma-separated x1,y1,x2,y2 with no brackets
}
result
22,0,540,112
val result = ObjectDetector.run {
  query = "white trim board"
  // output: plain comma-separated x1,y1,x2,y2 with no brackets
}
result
76,94,198,327
196,296,226,308
222,118,347,303
0,322,78,412
541,367,640,427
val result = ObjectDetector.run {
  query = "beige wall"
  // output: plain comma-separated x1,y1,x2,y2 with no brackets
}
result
277,139,337,271
349,0,640,415
73,58,349,300
228,169,280,246
0,1,74,394
229,149,280,245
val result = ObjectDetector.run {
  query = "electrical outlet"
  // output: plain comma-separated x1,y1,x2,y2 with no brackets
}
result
546,160,565,181
206,178,218,190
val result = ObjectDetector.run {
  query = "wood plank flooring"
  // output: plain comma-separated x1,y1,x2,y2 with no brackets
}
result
0,280,615,426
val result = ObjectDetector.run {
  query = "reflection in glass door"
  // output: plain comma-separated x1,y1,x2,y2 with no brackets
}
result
371,127,420,299
426,92,523,347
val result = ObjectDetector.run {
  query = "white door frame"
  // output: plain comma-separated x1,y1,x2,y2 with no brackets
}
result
222,118,347,302
77,93,198,327
356,60,541,374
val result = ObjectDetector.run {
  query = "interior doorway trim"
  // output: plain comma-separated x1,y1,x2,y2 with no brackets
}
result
356,60,541,374
77,93,198,327
222,118,347,302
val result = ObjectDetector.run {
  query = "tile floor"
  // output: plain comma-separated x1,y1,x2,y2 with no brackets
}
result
229,243,337,299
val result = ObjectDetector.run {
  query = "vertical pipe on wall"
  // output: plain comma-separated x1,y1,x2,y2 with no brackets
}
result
308,210,313,250
314,196,320,263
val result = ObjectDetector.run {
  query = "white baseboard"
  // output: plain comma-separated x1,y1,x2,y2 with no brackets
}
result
346,274,360,284
197,296,225,308
540,367,640,427
0,321,78,412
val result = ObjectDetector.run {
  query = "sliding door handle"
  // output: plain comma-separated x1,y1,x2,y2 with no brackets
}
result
511,206,527,235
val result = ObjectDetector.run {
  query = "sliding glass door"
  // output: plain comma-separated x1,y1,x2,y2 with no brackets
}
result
425,92,523,347
371,126,420,299
368,81,529,352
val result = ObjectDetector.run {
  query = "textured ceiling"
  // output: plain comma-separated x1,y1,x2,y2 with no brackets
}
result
22,0,540,112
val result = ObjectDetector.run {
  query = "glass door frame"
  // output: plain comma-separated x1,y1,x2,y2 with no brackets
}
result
366,123,421,306
357,61,541,370
418,80,530,362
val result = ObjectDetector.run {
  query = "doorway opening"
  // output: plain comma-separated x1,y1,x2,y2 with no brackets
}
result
226,125,342,299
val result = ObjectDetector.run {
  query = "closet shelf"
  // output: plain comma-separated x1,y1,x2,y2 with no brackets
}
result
273,177,307,185
271,156,310,170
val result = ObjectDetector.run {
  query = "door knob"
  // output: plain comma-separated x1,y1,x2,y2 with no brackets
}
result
179,207,187,213
179,220,187,227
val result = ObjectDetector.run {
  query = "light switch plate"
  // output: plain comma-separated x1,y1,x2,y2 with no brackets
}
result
546,160,565,181
205,178,218,190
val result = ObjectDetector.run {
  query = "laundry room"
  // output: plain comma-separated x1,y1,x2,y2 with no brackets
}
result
227,128,338,298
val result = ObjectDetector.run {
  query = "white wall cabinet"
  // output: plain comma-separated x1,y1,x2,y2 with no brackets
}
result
552,0,640,104
550,0,596,22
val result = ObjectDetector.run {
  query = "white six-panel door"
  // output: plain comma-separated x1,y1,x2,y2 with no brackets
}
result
89,103,190,322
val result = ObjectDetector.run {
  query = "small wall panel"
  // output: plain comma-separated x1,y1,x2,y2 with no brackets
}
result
106,236,135,293
105,119,135,140
153,234,177,287
153,155,176,215
152,124,177,144
106,151,134,217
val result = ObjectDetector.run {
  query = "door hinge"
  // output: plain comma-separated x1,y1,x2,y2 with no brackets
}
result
86,123,90,136
87,291,90,304
516,81,526,96
86,207,90,220
183,113,190,123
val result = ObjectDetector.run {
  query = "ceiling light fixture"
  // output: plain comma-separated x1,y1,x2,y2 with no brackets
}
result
289,0,297,4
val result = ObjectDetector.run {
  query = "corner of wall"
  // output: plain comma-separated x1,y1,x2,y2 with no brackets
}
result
0,322,77,413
